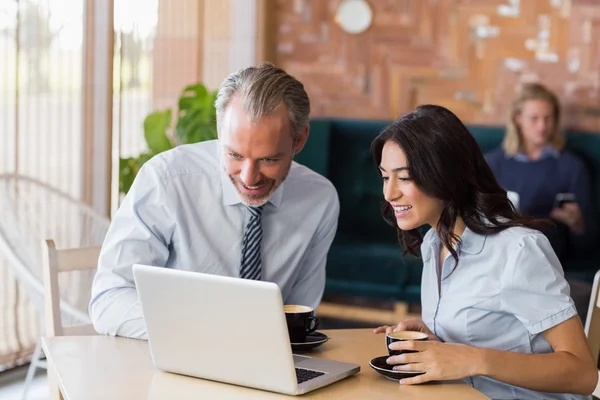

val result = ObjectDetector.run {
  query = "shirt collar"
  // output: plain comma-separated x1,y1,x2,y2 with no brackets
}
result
421,225,486,262
219,156,284,208
508,146,559,162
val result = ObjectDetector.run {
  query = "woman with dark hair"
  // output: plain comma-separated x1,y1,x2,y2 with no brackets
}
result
372,105,596,399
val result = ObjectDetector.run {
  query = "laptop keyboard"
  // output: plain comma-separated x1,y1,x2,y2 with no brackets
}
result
295,367,325,384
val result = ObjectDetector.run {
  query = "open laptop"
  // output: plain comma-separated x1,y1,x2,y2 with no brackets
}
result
132,264,360,395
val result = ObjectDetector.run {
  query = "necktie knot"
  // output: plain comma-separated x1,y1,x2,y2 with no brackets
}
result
247,205,264,218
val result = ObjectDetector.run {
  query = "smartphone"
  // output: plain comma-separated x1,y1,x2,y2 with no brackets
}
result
555,193,576,208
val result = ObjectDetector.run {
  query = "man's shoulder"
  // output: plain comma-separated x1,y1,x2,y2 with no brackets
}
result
144,140,219,179
288,162,338,202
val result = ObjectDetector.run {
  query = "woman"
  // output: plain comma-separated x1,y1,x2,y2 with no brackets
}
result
372,105,597,399
485,83,596,260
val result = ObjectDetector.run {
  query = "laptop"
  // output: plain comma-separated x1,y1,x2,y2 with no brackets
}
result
132,264,360,395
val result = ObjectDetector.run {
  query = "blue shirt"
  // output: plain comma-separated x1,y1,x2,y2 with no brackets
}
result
89,140,340,339
485,148,597,256
420,225,589,400
511,146,560,163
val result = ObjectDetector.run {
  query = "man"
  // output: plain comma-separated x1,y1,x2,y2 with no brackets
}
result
89,63,340,339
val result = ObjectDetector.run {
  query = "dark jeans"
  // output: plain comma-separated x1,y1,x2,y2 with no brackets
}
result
567,279,592,324
541,222,569,261
541,225,592,322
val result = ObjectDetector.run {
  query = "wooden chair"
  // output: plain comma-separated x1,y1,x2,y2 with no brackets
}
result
584,269,600,398
0,174,110,399
41,239,101,400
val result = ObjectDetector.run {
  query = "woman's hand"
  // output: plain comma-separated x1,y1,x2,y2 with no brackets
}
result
386,340,484,385
373,318,440,341
550,203,584,233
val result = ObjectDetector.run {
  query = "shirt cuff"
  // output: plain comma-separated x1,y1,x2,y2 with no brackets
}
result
526,305,578,335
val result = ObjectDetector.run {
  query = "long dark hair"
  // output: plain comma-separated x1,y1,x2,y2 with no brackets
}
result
371,104,549,264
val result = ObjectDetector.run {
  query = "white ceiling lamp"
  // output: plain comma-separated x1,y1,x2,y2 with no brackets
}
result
335,0,373,35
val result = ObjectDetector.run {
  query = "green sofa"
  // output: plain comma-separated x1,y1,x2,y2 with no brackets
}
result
295,118,600,304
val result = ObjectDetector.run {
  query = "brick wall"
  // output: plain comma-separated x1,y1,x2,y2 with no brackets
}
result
273,0,600,131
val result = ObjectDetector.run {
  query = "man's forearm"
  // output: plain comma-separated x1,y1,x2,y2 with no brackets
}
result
90,288,148,340
477,347,596,395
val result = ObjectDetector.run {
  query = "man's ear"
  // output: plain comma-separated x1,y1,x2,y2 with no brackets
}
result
293,125,309,155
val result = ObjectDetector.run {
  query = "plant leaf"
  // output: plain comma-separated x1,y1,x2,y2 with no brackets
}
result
178,83,209,111
120,82,218,194
175,83,217,145
144,110,173,154
119,152,154,194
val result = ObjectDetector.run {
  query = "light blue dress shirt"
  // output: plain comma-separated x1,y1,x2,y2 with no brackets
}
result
89,140,339,339
420,225,590,400
510,145,560,162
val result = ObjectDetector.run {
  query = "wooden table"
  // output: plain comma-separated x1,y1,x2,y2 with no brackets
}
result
42,329,489,399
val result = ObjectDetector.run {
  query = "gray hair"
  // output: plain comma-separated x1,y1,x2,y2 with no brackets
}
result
215,62,310,142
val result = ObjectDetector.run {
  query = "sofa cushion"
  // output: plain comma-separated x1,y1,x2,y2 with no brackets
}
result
304,118,600,304
323,119,424,302
565,131,600,214
467,125,504,152
294,119,332,176
326,240,422,301
327,119,391,242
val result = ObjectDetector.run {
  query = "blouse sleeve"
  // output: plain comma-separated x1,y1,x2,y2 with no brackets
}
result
500,231,577,335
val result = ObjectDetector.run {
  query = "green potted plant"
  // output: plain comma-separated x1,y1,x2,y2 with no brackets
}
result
119,83,218,194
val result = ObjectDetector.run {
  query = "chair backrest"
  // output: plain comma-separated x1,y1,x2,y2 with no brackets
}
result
584,269,600,396
42,239,101,337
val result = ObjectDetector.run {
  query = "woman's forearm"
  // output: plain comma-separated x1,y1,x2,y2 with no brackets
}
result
477,347,597,395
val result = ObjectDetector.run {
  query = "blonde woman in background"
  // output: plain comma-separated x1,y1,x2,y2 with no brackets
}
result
485,83,597,261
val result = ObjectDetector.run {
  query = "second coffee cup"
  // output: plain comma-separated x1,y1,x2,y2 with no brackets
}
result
386,331,428,356
284,305,319,343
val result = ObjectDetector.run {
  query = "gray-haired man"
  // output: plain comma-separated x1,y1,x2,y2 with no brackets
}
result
89,63,340,339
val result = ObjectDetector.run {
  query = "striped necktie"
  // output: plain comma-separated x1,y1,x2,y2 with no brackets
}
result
239,205,264,280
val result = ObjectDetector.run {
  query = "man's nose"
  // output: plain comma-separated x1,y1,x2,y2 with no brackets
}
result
240,161,260,186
